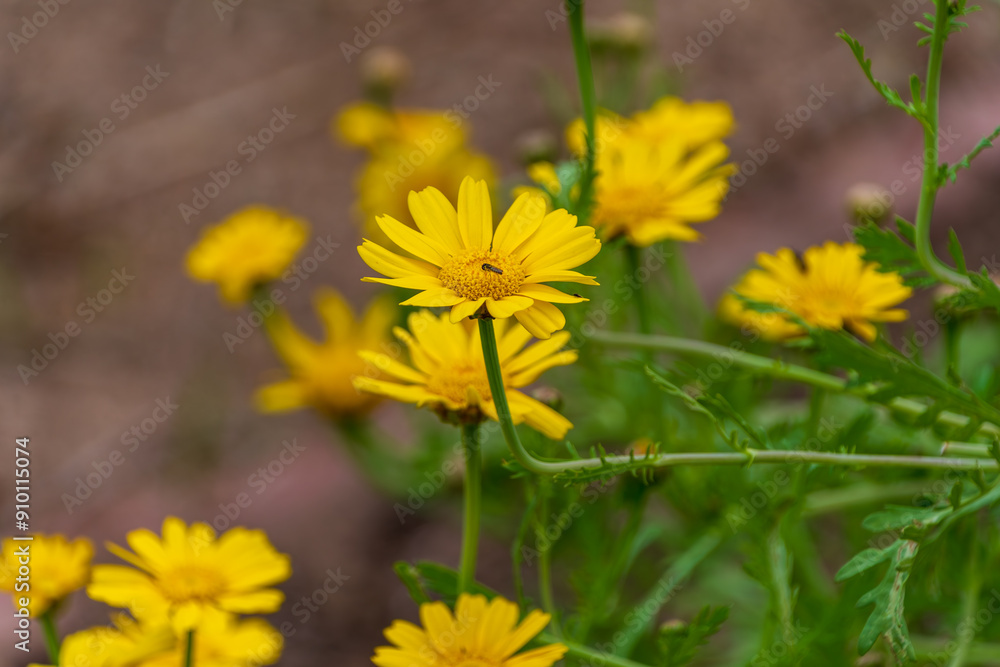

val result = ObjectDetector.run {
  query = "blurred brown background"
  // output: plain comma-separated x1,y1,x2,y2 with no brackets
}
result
1,0,998,664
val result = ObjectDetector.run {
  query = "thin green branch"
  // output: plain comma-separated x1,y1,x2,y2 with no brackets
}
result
566,0,598,223
40,611,60,664
914,0,972,288
478,319,999,478
459,422,482,595
588,330,1000,438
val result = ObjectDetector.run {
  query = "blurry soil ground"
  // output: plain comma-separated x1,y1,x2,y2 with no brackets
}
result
1,0,999,664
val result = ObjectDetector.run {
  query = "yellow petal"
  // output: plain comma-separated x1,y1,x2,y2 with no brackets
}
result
376,215,452,266
457,177,493,250
514,301,565,339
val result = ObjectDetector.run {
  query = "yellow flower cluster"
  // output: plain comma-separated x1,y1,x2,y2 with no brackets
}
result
525,96,736,246
2,520,290,667
336,102,496,248
720,241,912,341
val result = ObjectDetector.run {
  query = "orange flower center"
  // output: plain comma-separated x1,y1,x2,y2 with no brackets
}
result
438,250,525,301
159,564,227,602
426,362,494,407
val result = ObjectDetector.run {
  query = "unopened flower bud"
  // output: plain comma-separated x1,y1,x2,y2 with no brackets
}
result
588,12,652,54
361,47,411,101
515,129,558,167
845,182,892,225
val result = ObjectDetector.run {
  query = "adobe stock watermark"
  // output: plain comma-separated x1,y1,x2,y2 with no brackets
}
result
672,0,753,72
179,106,296,224
208,438,307,532
222,235,340,352
52,65,170,182
877,0,932,40
726,84,834,197
382,75,501,193
339,0,413,63
61,397,180,514
568,244,671,348
8,0,72,54
17,268,135,385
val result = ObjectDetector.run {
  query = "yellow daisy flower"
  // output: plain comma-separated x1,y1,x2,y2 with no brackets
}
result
358,177,601,339
186,206,308,305
355,146,495,246
29,614,175,667
720,241,912,342
629,96,735,148
255,288,395,417
353,310,577,440
0,534,93,617
87,517,291,633
335,102,497,247
587,134,734,246
141,609,283,667
335,102,466,156
372,593,567,667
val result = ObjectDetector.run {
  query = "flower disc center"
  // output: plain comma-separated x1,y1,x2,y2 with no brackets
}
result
159,564,227,602
438,250,525,301
426,362,493,407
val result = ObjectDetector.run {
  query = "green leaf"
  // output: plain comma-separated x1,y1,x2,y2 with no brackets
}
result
835,545,897,582
853,219,935,288
853,540,918,661
837,30,925,124
947,228,968,273
393,561,431,605
945,124,1000,184
860,504,951,533
658,605,730,667
413,561,501,605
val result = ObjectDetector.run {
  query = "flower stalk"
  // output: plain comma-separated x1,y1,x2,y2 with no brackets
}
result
459,422,482,594
914,0,972,288
184,630,195,667
40,610,60,664
566,0,598,223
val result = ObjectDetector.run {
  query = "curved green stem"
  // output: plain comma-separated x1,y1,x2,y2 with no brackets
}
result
589,330,1000,438
948,548,982,667
477,319,999,477
914,0,972,288
459,422,482,595
542,634,652,667
184,630,195,667
40,610,60,664
566,0,598,223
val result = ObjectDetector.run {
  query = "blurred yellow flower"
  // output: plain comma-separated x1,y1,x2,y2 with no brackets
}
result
29,614,174,667
629,96,735,148
255,288,395,417
87,517,291,633
0,534,93,617
589,135,734,245
358,177,600,339
335,102,496,247
558,97,736,246
720,242,912,342
186,206,308,305
141,609,283,667
372,593,567,667
354,310,576,439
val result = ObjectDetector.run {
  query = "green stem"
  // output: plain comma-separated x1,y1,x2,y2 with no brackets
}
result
477,320,999,475
566,0,598,223
940,442,996,458
459,422,482,595
537,479,561,635
40,610,60,664
543,634,653,667
801,480,933,517
948,548,982,667
615,530,724,656
589,330,1000,438
914,0,971,288
184,630,195,667
767,524,795,644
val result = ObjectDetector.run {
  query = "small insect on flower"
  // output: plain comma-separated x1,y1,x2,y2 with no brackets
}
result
372,593,567,667
358,176,601,339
